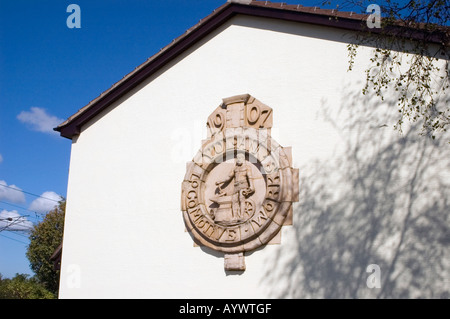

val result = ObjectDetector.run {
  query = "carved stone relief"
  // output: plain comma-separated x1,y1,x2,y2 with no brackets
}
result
181,94,299,271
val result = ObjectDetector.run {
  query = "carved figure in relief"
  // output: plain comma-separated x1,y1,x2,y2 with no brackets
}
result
213,153,255,224
181,94,299,271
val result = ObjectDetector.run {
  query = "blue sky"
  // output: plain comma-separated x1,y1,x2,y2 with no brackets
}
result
0,0,399,279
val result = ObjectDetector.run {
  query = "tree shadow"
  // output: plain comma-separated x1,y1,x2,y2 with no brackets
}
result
262,86,450,298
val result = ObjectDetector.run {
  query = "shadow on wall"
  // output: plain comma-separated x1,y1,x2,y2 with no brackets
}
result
262,87,450,298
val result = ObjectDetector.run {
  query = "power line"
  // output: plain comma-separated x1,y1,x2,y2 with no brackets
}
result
0,204,44,226
0,215,32,233
0,213,40,226
0,183,61,202
0,200,45,218
0,233,28,245
1,229,30,238
0,200,38,213
0,203,38,233
0,225,31,238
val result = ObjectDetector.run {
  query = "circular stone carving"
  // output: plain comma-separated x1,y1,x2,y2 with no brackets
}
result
203,159,265,226
181,127,294,253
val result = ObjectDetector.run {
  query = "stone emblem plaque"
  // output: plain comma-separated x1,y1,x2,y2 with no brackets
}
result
181,94,299,271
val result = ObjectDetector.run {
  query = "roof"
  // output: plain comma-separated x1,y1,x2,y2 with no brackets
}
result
54,0,449,139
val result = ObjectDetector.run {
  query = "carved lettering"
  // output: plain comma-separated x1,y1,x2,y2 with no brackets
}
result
207,107,226,137
234,135,246,151
247,105,260,125
187,199,197,209
213,226,226,241
202,221,215,238
214,139,224,154
266,173,280,201
213,113,224,128
264,201,275,213
259,109,271,127
196,218,206,229
190,173,201,182
191,180,199,188
203,145,214,158
247,138,260,154
181,94,298,266
267,186,279,200
267,175,280,186
188,207,202,221
264,159,276,174
187,190,197,200
251,209,268,228
226,229,238,241
185,175,201,210
245,103,272,128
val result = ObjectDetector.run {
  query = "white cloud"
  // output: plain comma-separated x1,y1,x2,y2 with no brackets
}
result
0,210,33,232
17,107,64,134
0,153,3,163
0,180,26,203
29,191,61,214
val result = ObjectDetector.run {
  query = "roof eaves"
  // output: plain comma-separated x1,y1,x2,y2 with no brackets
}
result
55,0,449,139
55,1,235,139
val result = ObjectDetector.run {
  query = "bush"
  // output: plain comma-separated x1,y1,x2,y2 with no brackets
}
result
0,273,55,299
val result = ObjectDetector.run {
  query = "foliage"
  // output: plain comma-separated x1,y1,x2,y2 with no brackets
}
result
26,200,65,296
0,273,55,299
328,0,450,140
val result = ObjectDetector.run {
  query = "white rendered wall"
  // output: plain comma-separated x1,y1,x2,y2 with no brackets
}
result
59,15,450,298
